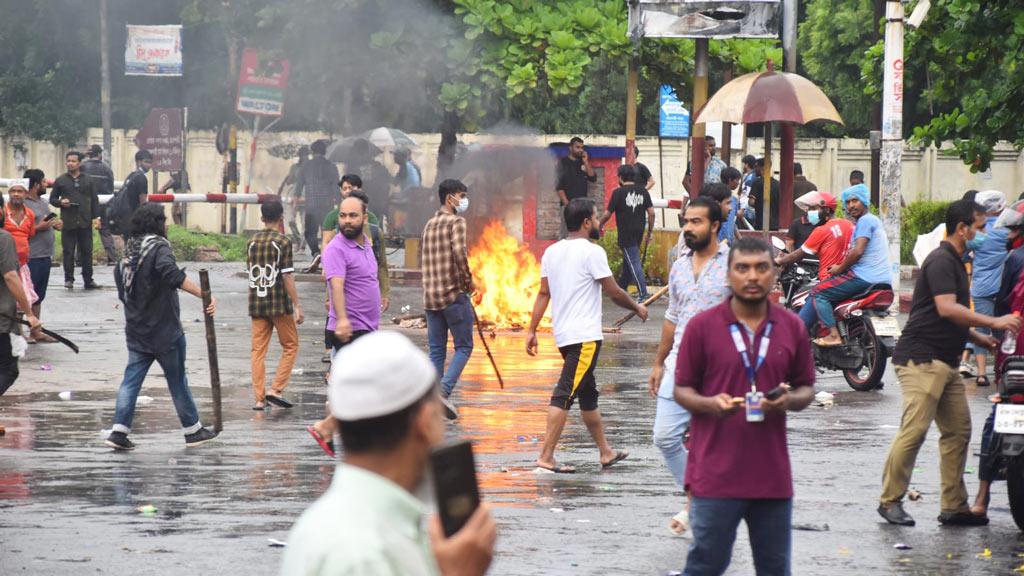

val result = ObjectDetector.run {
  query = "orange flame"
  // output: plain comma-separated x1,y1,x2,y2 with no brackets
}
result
468,221,548,329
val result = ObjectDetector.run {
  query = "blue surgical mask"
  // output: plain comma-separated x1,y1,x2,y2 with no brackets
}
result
967,232,988,252
807,210,820,225
456,197,470,214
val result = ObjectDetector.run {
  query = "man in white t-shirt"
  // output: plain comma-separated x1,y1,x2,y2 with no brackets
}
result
525,197,649,473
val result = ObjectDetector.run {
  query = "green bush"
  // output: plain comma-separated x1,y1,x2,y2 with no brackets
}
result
596,229,669,286
900,200,949,264
52,226,249,263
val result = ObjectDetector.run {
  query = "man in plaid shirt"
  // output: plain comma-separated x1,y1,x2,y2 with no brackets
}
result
247,201,304,410
422,179,475,420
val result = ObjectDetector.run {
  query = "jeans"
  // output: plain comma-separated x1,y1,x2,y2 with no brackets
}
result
28,257,51,303
684,497,792,576
111,334,201,435
61,227,94,284
0,333,20,396
426,293,474,396
654,358,690,489
618,244,648,299
968,296,998,355
799,272,872,331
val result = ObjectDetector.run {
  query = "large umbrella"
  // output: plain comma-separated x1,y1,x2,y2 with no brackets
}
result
326,138,382,163
361,127,417,148
695,61,842,234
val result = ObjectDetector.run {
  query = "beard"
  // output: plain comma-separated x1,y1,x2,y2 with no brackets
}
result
340,224,362,240
684,231,711,251
588,227,600,240
732,286,768,305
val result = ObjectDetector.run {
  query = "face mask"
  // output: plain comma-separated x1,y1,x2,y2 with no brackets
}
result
456,197,469,214
807,210,820,225
966,232,988,252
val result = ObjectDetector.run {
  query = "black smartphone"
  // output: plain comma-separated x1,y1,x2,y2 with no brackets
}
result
431,439,480,538
43,213,57,222
765,385,788,401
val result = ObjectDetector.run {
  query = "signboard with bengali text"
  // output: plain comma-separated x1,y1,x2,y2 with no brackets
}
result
134,108,183,172
236,48,290,117
125,25,182,76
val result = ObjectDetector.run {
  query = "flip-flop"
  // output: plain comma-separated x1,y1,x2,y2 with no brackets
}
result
535,462,576,474
252,403,266,411
307,425,335,458
601,451,630,469
266,395,294,408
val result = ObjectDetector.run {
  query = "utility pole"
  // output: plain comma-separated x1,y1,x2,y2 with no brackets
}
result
881,0,904,294
690,39,709,195
870,0,884,207
779,0,798,226
99,0,112,160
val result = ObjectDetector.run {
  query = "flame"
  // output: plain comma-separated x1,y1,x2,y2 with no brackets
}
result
468,221,548,329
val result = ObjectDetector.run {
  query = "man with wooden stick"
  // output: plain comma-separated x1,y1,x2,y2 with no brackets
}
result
648,197,731,536
526,197,647,473
104,204,218,451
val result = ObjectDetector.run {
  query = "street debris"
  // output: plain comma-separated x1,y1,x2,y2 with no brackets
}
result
894,543,912,550
137,504,158,516
814,391,835,406
908,489,922,501
978,548,992,559
267,538,287,548
58,391,72,400
39,363,52,371
792,523,829,532
136,396,154,405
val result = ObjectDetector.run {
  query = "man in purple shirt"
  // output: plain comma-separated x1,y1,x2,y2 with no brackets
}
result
308,193,381,457
674,237,815,576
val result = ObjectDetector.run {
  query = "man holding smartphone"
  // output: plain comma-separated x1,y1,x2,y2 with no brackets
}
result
526,197,647,473
555,137,596,238
281,332,496,576
674,237,815,575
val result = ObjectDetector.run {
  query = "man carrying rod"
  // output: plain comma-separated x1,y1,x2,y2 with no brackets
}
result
526,197,647,473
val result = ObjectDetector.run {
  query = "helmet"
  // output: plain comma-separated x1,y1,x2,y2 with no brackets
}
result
995,199,1024,229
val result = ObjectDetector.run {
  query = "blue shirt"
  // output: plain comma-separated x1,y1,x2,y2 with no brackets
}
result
718,197,738,243
971,216,1009,298
850,213,892,284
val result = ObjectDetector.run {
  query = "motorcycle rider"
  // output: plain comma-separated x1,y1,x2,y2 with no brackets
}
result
801,184,891,346
775,191,853,281
971,199,1024,517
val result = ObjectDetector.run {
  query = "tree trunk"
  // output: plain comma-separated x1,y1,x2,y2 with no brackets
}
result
436,111,459,185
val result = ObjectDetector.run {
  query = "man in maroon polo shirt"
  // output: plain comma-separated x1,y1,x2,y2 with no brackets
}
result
674,236,815,576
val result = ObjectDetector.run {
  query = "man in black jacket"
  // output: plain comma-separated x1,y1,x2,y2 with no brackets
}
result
104,204,218,450
50,151,101,289
81,144,118,265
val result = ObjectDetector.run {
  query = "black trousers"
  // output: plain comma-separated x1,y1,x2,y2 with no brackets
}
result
304,213,322,257
62,227,94,284
0,333,20,396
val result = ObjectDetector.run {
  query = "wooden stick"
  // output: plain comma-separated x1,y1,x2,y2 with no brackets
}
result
199,270,222,433
471,306,505,389
613,284,669,327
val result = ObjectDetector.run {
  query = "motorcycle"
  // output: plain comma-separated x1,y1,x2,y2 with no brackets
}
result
771,236,899,391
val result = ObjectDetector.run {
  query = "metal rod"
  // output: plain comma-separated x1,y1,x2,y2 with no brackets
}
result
199,269,222,433
471,306,504,389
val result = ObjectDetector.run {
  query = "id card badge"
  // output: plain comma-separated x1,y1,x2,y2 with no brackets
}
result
745,391,765,422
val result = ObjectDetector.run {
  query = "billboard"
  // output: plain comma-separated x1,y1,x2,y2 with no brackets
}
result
236,48,291,117
629,1,781,39
134,108,183,172
125,25,183,76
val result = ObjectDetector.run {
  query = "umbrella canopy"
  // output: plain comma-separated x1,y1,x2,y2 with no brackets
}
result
913,223,945,267
361,127,417,148
694,68,843,126
326,138,382,164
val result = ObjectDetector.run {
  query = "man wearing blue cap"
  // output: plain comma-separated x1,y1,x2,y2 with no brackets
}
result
800,183,892,346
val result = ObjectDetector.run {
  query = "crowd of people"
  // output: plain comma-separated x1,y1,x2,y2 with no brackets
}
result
6,136,1024,576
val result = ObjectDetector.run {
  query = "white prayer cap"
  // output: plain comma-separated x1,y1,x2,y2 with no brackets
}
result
976,190,1006,214
7,179,29,191
328,331,437,420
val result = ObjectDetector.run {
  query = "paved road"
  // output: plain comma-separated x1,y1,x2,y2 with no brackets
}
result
2,261,1023,575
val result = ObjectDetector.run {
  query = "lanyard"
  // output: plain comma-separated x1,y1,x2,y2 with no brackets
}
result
729,321,773,392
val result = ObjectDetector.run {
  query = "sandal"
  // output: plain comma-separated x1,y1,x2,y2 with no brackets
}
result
307,425,336,458
977,376,991,387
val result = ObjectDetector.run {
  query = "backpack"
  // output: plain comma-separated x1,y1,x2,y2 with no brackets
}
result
106,170,142,234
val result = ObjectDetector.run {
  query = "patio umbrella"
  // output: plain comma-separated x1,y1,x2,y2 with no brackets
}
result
361,127,417,148
694,61,842,234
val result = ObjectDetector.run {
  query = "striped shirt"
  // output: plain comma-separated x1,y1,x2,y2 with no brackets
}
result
421,208,474,311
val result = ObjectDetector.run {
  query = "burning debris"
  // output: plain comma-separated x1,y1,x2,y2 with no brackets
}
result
468,221,549,330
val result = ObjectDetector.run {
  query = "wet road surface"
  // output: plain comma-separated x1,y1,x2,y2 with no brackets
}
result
3,262,1024,575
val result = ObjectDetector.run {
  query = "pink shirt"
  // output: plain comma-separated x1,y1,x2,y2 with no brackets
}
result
675,298,814,499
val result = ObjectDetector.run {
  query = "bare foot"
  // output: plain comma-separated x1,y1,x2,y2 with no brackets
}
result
669,508,689,535
814,336,843,347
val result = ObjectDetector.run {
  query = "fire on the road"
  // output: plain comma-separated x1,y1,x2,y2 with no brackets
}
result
469,220,549,329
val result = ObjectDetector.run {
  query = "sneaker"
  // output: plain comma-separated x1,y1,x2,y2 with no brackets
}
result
877,502,915,526
938,511,989,526
440,394,459,420
105,431,135,451
184,427,218,447
83,283,103,290
64,282,74,290
321,352,332,363
959,361,975,377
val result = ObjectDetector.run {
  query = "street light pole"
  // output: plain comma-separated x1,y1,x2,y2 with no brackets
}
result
881,0,904,294
100,0,112,160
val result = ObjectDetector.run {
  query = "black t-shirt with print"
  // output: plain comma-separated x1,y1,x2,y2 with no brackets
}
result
607,185,653,247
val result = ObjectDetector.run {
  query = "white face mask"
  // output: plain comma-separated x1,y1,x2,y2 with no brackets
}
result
456,197,470,214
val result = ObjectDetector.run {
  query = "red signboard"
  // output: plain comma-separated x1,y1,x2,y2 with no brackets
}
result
236,48,290,116
134,108,183,172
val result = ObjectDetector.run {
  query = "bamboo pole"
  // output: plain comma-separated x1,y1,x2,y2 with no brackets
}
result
199,269,222,433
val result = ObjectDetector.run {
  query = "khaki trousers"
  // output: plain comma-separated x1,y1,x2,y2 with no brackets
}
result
880,360,972,513
251,315,299,403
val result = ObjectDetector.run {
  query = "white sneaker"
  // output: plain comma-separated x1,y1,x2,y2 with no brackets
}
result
440,394,459,420
959,361,975,377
